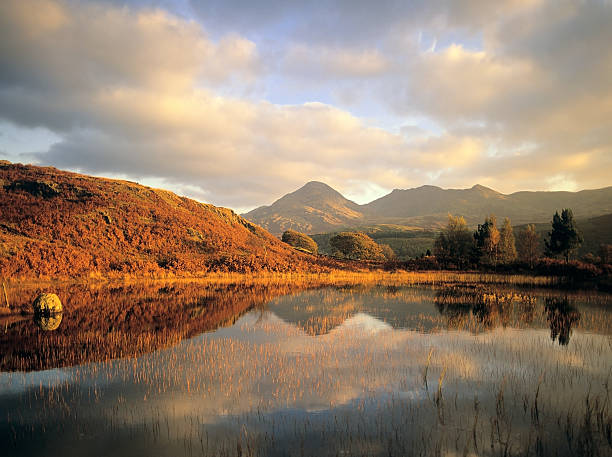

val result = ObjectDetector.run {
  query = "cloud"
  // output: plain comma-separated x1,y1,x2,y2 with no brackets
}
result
0,0,610,211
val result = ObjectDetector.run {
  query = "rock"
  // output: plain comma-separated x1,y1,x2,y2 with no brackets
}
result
32,293,63,314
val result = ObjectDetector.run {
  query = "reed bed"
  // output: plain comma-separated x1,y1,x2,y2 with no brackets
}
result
4,269,558,290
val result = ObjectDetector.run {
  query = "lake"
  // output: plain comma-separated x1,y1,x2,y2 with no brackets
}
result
1,281,611,456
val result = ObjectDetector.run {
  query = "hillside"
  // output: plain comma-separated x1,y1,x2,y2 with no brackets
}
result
0,161,320,279
244,182,612,234
243,181,364,235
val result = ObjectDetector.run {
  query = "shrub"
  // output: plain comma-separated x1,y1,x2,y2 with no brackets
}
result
281,230,318,255
329,232,385,261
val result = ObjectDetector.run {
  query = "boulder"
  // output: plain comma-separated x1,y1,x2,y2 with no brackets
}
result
32,293,63,314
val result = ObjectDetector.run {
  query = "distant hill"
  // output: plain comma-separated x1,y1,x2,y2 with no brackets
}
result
0,161,320,279
243,181,364,235
244,182,612,235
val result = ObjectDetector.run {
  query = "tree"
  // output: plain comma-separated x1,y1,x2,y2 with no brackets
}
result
517,224,540,268
473,215,500,266
599,244,612,265
329,232,385,261
281,230,318,255
498,218,517,264
433,215,473,268
545,209,583,262
379,243,396,261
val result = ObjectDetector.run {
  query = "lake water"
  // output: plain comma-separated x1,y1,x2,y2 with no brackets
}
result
1,282,611,456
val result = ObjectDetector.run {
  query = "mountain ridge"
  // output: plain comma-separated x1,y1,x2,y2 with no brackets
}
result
244,181,612,235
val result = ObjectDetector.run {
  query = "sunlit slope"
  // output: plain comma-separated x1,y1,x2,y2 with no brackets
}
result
0,161,318,278
368,184,612,227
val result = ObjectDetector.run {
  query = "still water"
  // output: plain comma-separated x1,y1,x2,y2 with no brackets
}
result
1,282,611,456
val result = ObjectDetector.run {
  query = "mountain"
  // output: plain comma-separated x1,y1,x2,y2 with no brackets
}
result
244,181,612,234
368,184,612,227
0,161,320,279
243,181,364,235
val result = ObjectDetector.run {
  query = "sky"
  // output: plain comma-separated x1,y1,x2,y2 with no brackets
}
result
0,0,611,212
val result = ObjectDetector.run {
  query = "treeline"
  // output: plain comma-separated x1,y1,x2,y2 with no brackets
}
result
280,210,612,287
433,209,589,269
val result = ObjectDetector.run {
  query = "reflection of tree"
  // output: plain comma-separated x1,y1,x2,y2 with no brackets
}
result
545,297,581,346
435,287,537,331
435,299,473,329
518,297,537,325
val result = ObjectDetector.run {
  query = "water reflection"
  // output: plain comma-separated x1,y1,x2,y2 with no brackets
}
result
34,313,62,331
545,297,581,345
0,283,610,457
0,282,313,372
1,283,604,373
434,286,584,345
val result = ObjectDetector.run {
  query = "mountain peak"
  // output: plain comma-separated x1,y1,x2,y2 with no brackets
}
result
469,184,501,196
243,181,363,235
300,181,337,192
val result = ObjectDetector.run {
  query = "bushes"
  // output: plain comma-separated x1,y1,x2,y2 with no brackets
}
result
535,258,602,280
329,232,387,261
281,230,318,255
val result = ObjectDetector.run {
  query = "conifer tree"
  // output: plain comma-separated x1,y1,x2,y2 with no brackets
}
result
545,209,583,262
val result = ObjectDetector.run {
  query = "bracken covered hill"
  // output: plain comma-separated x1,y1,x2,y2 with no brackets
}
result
0,161,321,279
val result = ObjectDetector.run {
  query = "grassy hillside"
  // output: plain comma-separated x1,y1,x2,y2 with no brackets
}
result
0,161,321,279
